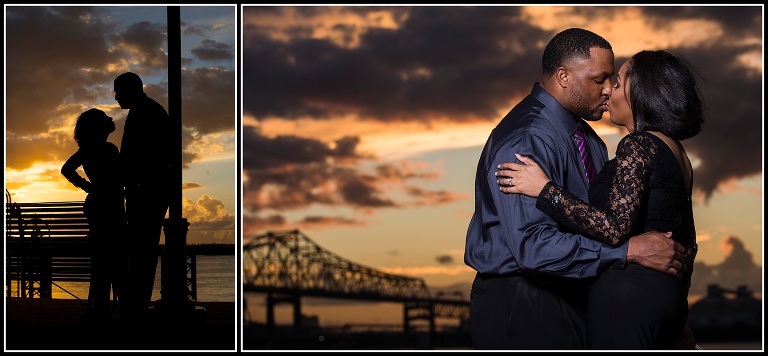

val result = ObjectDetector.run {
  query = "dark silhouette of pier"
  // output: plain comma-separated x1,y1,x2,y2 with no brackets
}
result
687,284,762,343
242,229,470,349
5,298,235,351
5,198,236,351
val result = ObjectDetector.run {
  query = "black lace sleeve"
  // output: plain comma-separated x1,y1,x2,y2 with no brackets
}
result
535,133,658,246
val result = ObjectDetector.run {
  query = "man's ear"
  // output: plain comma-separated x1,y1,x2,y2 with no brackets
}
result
555,66,569,88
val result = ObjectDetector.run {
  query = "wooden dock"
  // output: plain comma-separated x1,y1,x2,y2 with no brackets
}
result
5,298,237,351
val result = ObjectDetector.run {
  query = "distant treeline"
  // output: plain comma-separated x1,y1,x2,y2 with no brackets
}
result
156,243,235,256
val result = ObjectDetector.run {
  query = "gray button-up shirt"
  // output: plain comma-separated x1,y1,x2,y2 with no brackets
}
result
464,83,626,278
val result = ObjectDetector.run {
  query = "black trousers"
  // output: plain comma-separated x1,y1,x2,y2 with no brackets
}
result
587,264,688,349
123,186,169,314
469,272,591,350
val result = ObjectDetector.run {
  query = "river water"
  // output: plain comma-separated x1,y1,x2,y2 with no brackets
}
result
6,255,236,302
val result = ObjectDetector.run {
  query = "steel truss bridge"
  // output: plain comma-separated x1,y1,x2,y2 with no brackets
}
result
242,230,469,334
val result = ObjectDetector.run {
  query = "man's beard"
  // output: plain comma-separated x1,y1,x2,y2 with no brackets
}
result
570,91,604,121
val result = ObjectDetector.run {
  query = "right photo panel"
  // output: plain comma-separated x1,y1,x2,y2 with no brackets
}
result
240,5,764,351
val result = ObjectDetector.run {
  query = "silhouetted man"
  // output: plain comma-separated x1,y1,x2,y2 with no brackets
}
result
114,72,172,319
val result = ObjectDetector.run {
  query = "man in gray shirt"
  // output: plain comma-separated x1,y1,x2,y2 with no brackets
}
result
464,28,684,349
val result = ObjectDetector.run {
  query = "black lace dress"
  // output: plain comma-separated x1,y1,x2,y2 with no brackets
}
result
535,131,697,349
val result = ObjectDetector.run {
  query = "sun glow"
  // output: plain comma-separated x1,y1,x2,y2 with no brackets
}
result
5,163,87,203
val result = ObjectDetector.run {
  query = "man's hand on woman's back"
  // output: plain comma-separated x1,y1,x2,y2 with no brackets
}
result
626,231,685,276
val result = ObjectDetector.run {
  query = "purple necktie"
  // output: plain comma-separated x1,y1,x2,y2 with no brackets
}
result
573,125,596,183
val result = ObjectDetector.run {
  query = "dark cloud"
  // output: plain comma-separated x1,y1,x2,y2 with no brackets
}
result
142,82,170,108
183,20,235,37
406,187,469,207
181,148,199,169
241,6,546,226
183,182,204,190
182,21,208,37
242,125,363,171
649,45,761,200
588,6,764,199
338,178,397,208
242,157,395,212
436,255,453,265
242,6,548,122
640,5,762,36
243,214,288,236
296,215,366,229
242,149,336,210
181,66,236,135
5,6,122,136
241,124,467,226
689,236,762,296
606,6,764,200
134,48,236,169
237,6,556,230
376,162,439,181
113,20,168,73
242,5,762,213
191,39,234,62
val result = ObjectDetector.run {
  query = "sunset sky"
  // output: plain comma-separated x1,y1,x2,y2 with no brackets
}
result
4,5,237,245
241,5,763,300
3,4,763,327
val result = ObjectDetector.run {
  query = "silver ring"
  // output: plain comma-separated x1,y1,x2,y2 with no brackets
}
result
508,177,512,185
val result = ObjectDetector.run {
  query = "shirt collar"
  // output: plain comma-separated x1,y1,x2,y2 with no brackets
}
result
531,82,583,136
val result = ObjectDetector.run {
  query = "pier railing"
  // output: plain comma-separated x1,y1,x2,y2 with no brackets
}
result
5,201,92,298
4,200,221,302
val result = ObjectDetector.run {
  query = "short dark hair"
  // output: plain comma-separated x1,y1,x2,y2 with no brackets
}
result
542,28,612,77
625,50,704,140
74,108,115,143
114,72,144,94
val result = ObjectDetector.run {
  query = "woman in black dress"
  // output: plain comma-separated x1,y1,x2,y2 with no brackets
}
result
62,108,128,325
496,50,704,349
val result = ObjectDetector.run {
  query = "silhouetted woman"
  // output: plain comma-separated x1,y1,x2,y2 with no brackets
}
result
62,108,128,325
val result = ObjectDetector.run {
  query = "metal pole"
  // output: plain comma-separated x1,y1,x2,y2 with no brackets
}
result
168,8,182,219
160,5,193,315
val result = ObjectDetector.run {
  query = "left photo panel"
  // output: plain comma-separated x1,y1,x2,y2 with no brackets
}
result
4,5,238,351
